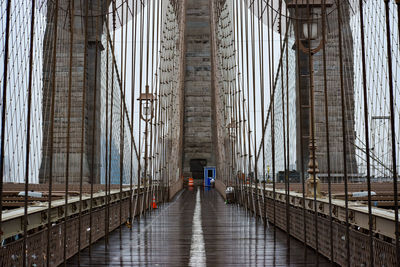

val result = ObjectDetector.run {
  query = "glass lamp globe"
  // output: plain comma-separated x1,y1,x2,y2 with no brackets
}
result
303,22,318,40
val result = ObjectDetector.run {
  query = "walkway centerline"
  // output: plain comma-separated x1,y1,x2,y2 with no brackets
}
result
189,188,206,267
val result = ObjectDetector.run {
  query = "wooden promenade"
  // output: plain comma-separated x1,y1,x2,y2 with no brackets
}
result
68,187,328,266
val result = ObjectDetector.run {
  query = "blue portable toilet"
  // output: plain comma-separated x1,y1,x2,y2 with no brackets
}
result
204,166,216,187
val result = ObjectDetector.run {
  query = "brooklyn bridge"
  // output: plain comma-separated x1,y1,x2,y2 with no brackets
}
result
0,0,399,266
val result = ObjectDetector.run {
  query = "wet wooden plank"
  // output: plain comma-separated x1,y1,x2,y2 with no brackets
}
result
68,187,331,266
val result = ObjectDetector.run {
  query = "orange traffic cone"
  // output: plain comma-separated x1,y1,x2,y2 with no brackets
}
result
152,194,157,209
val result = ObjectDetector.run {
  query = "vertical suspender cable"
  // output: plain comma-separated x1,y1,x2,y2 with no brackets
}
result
0,0,12,239
22,1,36,266
358,0,374,265
132,0,139,221
106,0,117,246
251,0,259,219
239,1,243,205
243,1,250,212
149,0,156,210
278,0,288,241
128,0,135,226
305,0,319,262
294,2,307,250
137,0,144,218
119,0,127,235
104,4,110,247
239,0,249,211
149,0,157,213
336,1,351,265
142,0,151,216
269,0,277,228
129,0,138,226
63,0,74,264
285,4,291,246
118,0,125,234
89,0,102,255
108,0,116,233
154,0,162,205
46,0,60,265
233,0,240,205
157,0,165,201
267,0,273,221
258,0,267,225
156,0,162,205
77,0,89,263
383,0,400,264
321,0,334,263
234,0,244,206
245,0,255,215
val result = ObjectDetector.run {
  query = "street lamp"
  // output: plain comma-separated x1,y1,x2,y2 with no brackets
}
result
137,85,157,186
287,0,332,197
138,85,157,122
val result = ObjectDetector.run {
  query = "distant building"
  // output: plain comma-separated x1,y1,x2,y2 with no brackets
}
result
100,135,128,185
0,154,11,183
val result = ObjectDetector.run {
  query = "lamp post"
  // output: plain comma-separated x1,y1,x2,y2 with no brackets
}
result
288,0,332,197
138,85,157,186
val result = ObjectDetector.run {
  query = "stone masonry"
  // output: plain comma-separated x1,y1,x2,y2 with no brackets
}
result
39,0,358,187
292,1,358,180
182,0,216,178
39,0,107,184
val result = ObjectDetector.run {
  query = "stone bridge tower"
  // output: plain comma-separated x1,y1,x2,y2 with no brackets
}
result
288,0,358,180
39,0,108,184
182,0,216,179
